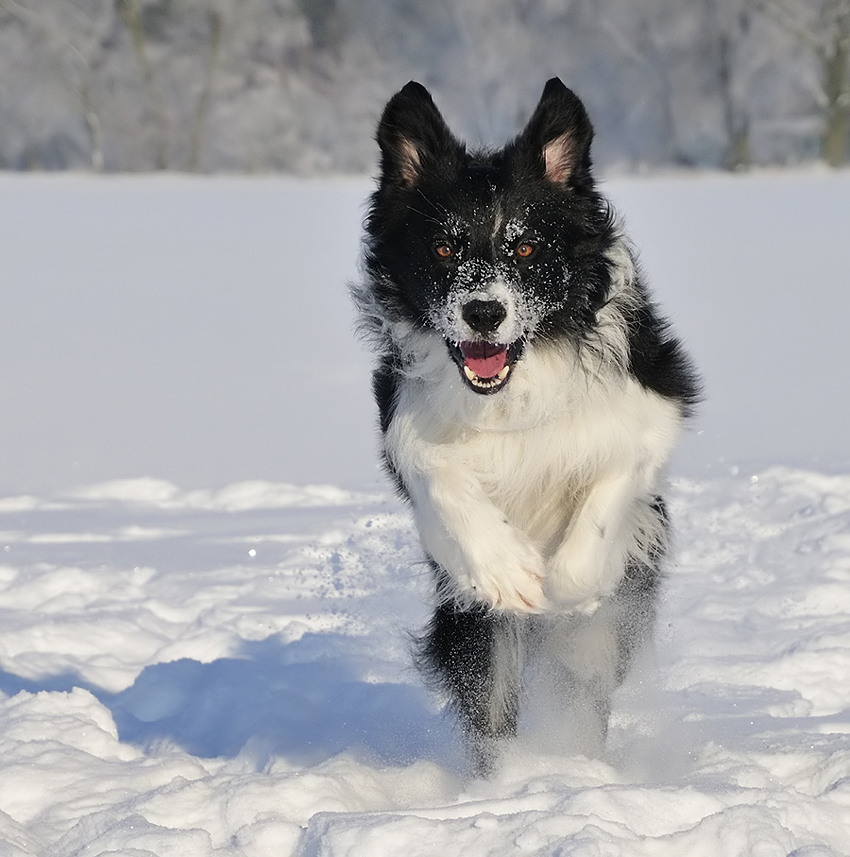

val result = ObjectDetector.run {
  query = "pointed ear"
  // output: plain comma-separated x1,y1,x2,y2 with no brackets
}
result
512,78,595,189
376,81,464,190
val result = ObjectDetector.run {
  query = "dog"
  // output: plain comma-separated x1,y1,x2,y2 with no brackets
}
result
354,79,699,772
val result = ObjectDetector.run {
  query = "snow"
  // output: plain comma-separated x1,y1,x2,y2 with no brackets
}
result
0,173,376,495
0,171,849,854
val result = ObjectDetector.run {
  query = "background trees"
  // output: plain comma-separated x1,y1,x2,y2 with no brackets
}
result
0,0,846,172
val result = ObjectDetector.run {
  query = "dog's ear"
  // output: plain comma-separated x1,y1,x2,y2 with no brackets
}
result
511,78,594,189
376,82,463,190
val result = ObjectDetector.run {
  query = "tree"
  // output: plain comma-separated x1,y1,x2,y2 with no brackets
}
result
705,0,753,169
755,0,850,165
0,0,113,169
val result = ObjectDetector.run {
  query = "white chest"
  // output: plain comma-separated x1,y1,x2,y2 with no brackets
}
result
386,343,683,553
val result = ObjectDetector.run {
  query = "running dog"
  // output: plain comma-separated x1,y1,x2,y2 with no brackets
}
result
354,79,699,771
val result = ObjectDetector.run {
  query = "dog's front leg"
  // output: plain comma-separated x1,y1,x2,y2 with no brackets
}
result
407,465,548,613
546,468,649,614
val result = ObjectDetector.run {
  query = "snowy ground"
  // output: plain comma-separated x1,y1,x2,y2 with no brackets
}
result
0,171,849,855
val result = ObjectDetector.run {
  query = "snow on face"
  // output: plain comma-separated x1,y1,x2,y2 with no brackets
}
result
428,258,555,345
424,209,566,346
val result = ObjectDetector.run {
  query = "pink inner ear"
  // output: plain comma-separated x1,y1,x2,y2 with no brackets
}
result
543,135,573,184
399,138,422,187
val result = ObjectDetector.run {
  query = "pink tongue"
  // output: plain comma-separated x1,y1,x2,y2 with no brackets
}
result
460,341,508,378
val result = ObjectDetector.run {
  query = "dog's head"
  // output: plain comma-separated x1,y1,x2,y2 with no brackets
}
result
364,79,615,395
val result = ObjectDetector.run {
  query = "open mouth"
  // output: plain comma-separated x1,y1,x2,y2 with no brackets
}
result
448,340,523,394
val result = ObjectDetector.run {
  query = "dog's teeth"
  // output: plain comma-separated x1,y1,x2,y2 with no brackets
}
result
463,362,511,388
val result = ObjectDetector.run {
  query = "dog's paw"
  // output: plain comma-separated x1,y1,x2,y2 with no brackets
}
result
463,526,548,614
546,532,620,615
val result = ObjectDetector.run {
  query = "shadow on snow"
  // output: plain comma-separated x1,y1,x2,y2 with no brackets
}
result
0,633,456,767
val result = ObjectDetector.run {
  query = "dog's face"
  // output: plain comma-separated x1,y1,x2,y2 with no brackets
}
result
365,79,613,395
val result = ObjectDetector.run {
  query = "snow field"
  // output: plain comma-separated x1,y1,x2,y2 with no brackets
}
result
2,171,850,497
0,468,849,854
0,171,849,853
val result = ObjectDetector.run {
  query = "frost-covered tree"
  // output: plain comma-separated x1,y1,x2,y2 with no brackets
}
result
755,0,850,165
0,0,114,169
704,0,754,169
110,0,308,171
0,0,845,171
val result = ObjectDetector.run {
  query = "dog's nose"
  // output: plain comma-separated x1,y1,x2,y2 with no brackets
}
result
462,299,507,336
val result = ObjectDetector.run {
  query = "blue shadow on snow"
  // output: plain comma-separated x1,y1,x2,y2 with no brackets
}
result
0,633,454,766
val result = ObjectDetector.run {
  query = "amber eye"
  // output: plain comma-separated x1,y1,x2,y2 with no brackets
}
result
434,242,454,259
515,242,535,259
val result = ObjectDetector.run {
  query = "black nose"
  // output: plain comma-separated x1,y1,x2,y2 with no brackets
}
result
461,299,507,336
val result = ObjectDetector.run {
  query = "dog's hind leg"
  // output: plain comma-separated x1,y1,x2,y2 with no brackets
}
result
528,552,662,756
417,574,525,774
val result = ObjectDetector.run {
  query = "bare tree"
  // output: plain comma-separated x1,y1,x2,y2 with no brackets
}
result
599,6,688,166
0,0,112,169
188,9,222,172
117,0,170,169
705,0,754,169
755,0,850,165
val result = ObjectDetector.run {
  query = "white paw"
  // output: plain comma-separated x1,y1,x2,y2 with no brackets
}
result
462,524,548,614
546,532,621,615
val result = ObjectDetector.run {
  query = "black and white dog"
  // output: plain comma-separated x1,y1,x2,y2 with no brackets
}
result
355,79,698,771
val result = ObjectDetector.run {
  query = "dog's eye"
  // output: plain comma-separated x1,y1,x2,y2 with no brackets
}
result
515,242,536,259
434,242,454,259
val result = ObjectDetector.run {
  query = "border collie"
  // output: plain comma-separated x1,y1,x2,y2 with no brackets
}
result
354,79,699,772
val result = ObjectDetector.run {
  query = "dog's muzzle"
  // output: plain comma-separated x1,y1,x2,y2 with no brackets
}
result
447,297,523,394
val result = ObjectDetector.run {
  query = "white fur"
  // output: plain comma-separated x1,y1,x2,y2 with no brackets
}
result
383,242,684,615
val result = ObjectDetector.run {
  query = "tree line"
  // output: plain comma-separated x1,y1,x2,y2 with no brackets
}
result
0,0,846,172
